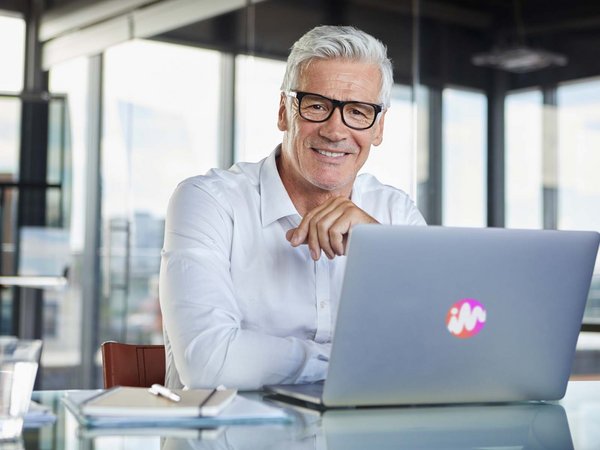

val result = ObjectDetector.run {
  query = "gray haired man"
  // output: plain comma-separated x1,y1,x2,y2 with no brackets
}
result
160,25,425,390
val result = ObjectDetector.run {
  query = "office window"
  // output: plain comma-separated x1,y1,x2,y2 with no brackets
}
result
504,79,600,325
0,15,25,92
505,90,543,229
0,15,25,183
102,40,221,345
235,55,286,163
442,88,487,227
361,84,416,196
0,15,25,333
46,57,90,388
0,97,21,181
557,78,600,323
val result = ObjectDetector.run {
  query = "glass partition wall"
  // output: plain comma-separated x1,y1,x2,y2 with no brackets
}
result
0,0,596,387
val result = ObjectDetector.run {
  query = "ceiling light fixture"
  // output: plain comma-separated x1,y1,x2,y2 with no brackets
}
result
471,46,568,73
471,0,568,73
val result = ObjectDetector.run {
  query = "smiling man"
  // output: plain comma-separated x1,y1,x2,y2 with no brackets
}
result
159,25,425,390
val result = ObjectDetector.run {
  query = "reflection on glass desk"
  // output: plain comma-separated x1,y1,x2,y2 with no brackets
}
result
322,404,571,450
26,381,600,450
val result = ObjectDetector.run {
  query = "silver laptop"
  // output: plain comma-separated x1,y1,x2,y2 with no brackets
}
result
265,225,600,408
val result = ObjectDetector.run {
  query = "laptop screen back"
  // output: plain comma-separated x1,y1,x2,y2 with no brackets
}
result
323,225,599,407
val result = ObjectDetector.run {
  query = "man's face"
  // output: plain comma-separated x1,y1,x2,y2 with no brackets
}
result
277,58,386,195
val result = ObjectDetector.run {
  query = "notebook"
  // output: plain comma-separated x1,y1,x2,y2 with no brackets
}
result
80,386,236,417
266,225,600,408
63,389,290,429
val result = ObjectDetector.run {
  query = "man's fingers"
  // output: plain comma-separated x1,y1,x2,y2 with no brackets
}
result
286,228,306,245
329,223,346,256
308,217,323,260
314,205,346,259
286,197,378,260
289,198,341,254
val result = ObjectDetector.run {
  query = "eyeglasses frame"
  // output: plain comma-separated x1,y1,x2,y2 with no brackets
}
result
284,90,384,130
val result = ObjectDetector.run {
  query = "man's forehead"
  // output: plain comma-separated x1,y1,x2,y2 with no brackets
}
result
298,58,382,101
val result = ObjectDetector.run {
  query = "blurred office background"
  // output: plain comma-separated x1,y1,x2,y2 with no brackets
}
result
0,0,599,388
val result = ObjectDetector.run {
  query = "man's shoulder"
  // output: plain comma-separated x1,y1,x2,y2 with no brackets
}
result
354,173,425,225
354,173,410,199
169,160,264,219
178,159,262,194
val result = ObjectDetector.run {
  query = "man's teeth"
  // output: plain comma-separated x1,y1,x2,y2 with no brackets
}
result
316,149,345,158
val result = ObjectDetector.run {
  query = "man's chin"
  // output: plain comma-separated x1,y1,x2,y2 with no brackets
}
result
308,175,354,193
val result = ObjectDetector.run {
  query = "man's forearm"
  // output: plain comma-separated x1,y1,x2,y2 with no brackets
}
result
167,320,330,390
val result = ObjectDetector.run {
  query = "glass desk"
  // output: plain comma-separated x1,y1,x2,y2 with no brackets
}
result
25,381,600,450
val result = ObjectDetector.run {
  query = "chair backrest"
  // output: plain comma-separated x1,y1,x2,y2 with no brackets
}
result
101,341,166,388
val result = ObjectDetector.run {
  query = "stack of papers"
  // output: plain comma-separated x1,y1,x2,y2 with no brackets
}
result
62,389,290,429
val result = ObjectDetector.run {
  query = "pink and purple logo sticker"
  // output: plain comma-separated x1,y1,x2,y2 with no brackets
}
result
446,299,487,338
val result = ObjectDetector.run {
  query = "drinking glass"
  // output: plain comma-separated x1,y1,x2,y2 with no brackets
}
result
0,337,42,440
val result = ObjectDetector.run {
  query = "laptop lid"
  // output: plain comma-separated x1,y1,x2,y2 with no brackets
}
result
321,225,599,407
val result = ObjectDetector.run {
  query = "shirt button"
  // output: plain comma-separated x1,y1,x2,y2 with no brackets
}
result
320,300,327,309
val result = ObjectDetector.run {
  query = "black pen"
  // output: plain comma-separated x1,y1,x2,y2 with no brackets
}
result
199,388,217,409
80,386,119,407
199,385,226,410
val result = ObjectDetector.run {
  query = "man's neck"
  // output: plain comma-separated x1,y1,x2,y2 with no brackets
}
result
290,187,352,217
276,155,353,217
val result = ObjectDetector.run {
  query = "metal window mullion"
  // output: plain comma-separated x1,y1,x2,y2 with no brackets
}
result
542,86,559,230
487,71,507,228
16,0,48,343
427,86,443,225
80,53,103,388
218,53,235,169
58,97,66,228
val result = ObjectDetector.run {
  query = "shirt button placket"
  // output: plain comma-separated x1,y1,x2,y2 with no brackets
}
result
314,258,331,343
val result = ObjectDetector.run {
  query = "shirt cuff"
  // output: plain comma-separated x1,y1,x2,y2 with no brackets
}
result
296,342,330,384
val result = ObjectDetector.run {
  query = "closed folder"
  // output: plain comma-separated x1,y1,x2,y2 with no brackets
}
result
81,387,237,417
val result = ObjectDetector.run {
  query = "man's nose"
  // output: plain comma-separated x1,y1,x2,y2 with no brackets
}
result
318,106,348,141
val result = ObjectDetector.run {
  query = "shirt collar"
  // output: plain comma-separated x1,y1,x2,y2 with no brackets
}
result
350,181,361,207
260,145,300,227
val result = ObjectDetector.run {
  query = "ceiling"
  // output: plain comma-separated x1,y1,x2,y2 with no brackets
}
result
147,0,600,90
3,0,600,91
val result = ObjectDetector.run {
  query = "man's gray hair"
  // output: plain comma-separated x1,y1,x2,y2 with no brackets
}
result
281,25,393,108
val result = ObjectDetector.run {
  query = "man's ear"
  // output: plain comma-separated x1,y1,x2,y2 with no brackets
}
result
372,109,386,146
277,93,288,131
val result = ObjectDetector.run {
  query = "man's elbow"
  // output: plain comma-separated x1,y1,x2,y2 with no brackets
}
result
177,331,262,390
180,356,263,390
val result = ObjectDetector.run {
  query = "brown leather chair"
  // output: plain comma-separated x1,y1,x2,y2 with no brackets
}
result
101,341,166,388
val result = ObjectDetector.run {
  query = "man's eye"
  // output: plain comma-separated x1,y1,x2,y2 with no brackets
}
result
349,107,368,117
308,103,327,111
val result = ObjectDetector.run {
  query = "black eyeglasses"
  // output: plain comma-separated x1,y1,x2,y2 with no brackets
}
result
284,90,383,130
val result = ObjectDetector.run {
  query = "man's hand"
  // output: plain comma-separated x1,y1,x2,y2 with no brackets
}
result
286,197,378,260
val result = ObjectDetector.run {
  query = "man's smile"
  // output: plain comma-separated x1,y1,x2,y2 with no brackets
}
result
313,148,348,158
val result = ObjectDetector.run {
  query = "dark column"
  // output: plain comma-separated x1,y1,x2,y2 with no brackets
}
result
15,0,48,339
487,70,507,228
426,86,443,225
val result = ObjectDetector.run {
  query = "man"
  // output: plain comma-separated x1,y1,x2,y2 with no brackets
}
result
159,25,425,390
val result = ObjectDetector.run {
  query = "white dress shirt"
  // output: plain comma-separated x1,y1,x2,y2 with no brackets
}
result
159,146,425,390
